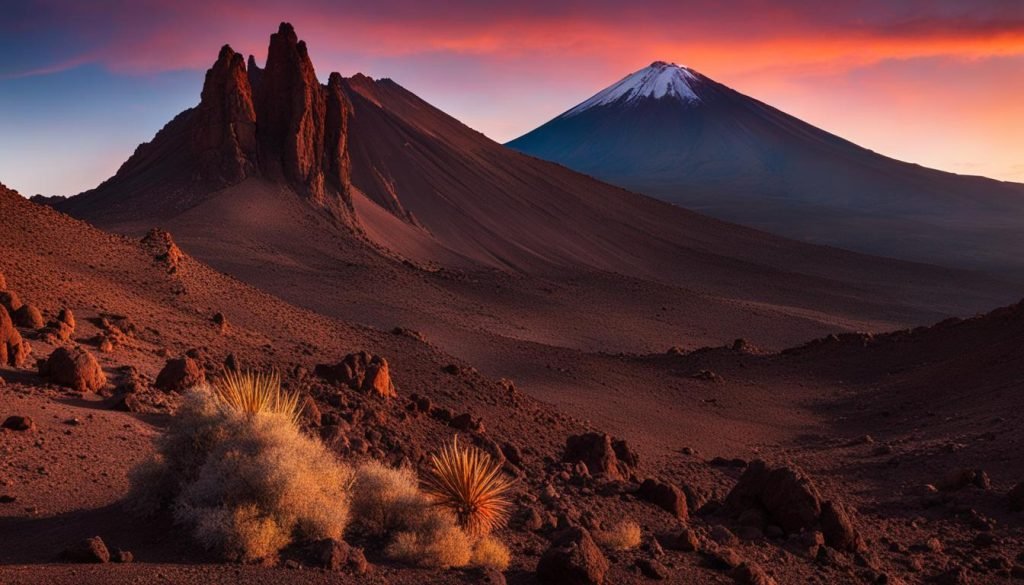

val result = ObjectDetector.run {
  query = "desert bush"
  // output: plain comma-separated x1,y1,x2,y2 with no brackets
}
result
385,508,473,568
595,519,642,551
212,369,299,423
128,384,352,562
350,460,427,536
471,535,511,571
422,436,514,536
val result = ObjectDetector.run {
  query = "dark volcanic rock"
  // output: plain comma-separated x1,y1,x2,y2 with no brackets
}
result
0,290,22,313
636,557,669,579
314,351,396,398
62,536,110,563
724,460,822,534
820,500,863,552
39,346,106,392
192,44,258,187
563,432,637,482
537,528,610,585
155,357,205,392
2,415,34,431
637,479,689,520
13,304,44,329
256,23,329,202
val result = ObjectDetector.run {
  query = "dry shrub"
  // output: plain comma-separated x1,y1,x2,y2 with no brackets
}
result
471,535,510,571
385,508,473,568
213,369,299,424
128,386,352,562
422,436,514,536
595,519,642,551
350,460,427,536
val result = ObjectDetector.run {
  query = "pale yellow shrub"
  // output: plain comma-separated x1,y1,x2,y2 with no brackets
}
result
471,535,511,571
595,519,642,551
385,509,473,568
350,460,427,536
129,387,353,562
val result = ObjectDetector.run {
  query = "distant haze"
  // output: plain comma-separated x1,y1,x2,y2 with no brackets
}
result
1,0,1022,196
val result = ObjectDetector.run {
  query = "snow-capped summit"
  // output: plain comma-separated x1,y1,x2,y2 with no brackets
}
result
563,61,702,117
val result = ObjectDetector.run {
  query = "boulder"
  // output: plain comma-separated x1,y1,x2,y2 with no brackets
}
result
62,536,110,563
142,229,184,272
314,351,396,398
820,500,863,552
450,412,485,433
39,346,106,392
1,416,35,431
635,558,669,579
536,528,610,585
637,479,689,520
57,308,75,330
155,357,205,392
724,460,822,534
0,290,22,313
13,304,44,329
1,306,31,367
731,562,778,585
563,432,638,482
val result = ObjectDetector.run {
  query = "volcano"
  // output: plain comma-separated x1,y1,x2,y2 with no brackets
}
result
507,62,1024,274
47,25,1016,358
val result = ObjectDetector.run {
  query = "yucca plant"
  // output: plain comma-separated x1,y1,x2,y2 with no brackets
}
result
212,369,300,425
421,435,514,536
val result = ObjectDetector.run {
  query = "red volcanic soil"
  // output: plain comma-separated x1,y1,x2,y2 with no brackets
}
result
9,22,1024,585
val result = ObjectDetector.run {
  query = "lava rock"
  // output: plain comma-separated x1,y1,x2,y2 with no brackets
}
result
637,479,689,520
1,415,34,431
13,304,44,329
39,346,106,392
314,351,397,398
536,527,610,585
155,357,205,392
563,432,638,482
62,536,111,563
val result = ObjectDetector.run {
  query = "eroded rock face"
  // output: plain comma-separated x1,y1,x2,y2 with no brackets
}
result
39,346,106,392
0,306,31,367
256,22,328,202
192,44,258,187
563,432,638,482
323,72,353,209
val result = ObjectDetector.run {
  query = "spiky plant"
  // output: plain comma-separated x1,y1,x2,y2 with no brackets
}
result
421,436,514,536
212,369,300,425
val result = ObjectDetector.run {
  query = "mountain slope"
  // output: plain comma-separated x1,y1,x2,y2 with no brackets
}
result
46,25,1017,357
507,62,1024,274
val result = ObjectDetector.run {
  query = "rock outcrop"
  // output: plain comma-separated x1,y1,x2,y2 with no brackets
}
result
0,306,31,367
314,351,396,398
39,346,106,392
192,44,258,187
563,432,638,481
253,22,352,212
13,304,44,329
724,460,862,551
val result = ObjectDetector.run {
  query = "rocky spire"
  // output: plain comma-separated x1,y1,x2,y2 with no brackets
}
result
255,22,328,202
323,72,353,209
246,54,263,94
191,44,258,187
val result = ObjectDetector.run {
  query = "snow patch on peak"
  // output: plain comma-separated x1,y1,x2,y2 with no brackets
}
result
563,62,702,117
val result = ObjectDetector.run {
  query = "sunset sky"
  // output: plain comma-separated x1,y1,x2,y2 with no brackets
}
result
2,0,1022,196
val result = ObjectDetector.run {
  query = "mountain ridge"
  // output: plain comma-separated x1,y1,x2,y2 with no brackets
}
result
508,62,1024,274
